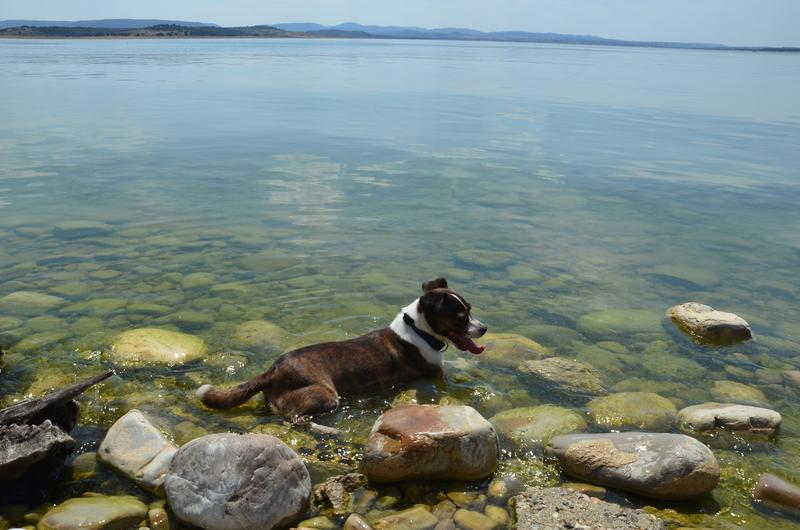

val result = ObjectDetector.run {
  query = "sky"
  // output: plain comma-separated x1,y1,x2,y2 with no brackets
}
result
1,0,799,47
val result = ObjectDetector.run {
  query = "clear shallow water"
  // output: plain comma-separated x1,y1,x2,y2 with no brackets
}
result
1,38,800,527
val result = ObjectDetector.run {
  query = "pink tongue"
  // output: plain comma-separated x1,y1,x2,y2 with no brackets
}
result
451,333,486,355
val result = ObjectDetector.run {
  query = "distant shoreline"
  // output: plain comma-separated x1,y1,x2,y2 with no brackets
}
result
1,24,798,52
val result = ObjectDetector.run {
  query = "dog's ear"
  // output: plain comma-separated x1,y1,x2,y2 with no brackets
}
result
419,289,446,316
422,277,448,292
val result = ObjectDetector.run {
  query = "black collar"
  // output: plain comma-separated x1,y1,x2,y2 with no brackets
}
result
403,313,446,352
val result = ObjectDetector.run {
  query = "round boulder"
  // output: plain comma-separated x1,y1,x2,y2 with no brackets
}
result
587,392,677,431
165,433,311,530
667,302,752,345
547,432,720,500
37,495,147,530
360,405,498,482
110,328,207,366
678,402,781,437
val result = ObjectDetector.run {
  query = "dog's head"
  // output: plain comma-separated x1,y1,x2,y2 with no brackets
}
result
418,277,487,354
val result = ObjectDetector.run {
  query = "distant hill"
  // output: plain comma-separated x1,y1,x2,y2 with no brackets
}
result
0,19,218,29
0,24,290,38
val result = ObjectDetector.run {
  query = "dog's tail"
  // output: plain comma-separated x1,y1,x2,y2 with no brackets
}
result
196,378,265,409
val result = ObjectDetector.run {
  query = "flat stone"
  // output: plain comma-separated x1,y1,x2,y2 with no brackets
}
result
52,221,113,240
518,357,605,398
489,405,586,452
513,487,664,529
98,410,177,494
587,392,678,431
110,328,207,366
547,432,720,500
165,433,310,530
667,302,752,345
37,495,148,530
232,320,288,354
372,506,438,530
710,380,769,407
678,402,781,437
360,405,497,482
0,291,65,316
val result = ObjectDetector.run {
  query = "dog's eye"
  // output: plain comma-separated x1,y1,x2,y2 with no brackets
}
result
457,311,466,318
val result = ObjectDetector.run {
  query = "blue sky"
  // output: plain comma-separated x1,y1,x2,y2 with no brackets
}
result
2,0,798,47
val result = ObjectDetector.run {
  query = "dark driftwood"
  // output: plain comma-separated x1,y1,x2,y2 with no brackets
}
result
0,370,112,430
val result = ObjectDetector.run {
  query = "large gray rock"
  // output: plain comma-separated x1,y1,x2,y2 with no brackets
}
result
678,402,781,437
110,328,207,366
165,433,310,530
513,487,664,529
667,302,752,345
360,405,498,482
518,357,605,398
547,432,720,500
37,495,148,530
0,421,74,480
98,409,177,494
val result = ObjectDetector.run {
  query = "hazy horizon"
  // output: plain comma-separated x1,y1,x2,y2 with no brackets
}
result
1,0,798,47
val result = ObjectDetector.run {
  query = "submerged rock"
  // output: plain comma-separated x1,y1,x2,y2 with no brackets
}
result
232,320,288,354
110,328,207,366
478,333,548,368
454,250,516,269
513,487,664,529
577,309,662,337
753,473,800,512
360,405,498,482
0,291,65,316
37,495,147,530
678,402,781,437
52,221,113,240
518,357,605,399
587,392,678,432
372,506,438,530
711,380,769,407
547,432,720,500
165,433,310,530
667,302,752,345
489,405,586,453
98,409,177,494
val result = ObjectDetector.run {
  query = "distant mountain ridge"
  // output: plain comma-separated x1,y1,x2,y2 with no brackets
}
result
0,19,218,29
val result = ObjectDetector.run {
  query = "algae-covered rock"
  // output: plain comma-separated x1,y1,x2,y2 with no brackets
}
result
169,310,214,330
0,291,65,316
232,320,289,354
667,302,752,345
37,495,147,530
577,309,662,337
711,380,769,407
489,405,586,452
518,357,605,398
478,332,548,368
181,272,216,290
587,392,677,431
110,328,207,366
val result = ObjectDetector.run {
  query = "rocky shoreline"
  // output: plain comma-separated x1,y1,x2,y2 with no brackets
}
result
1,298,799,529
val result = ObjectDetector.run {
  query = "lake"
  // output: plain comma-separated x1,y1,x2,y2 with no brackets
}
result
1,38,799,528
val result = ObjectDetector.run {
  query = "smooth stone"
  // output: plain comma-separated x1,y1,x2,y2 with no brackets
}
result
483,506,509,525
13,331,71,353
360,405,498,482
169,310,214,330
372,506,438,530
587,392,678,431
164,433,310,530
0,292,65,316
23,316,66,334
232,320,288,353
478,333,548,368
489,405,586,452
181,272,216,290
577,309,662,337
667,302,752,345
518,357,605,398
62,298,127,315
0,316,22,331
110,328,207,366
98,410,177,494
37,496,147,530
452,510,498,530
678,402,781,437
513,487,664,529
344,513,374,530
52,221,113,239
547,432,720,500
710,380,769,407
50,283,92,298
454,250,516,269
752,473,800,511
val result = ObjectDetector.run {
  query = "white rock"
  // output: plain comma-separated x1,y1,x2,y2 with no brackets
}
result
678,402,781,436
667,302,751,345
110,328,207,366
